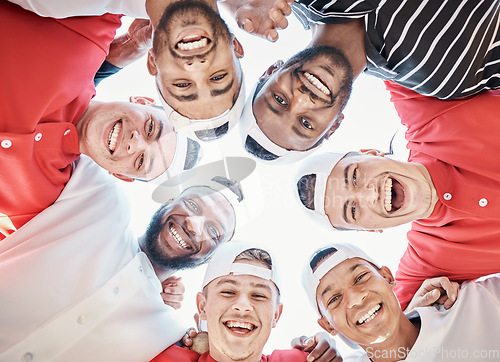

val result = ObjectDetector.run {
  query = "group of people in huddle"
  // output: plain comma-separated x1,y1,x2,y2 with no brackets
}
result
1,0,500,361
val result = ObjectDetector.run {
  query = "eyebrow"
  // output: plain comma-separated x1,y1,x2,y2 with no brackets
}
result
264,97,280,116
210,76,234,97
168,91,199,102
145,120,164,175
320,263,364,298
291,124,309,139
342,163,353,223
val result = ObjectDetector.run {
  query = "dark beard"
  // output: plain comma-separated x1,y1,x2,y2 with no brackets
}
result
142,204,208,271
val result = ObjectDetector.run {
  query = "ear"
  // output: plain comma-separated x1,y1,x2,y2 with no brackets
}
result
317,317,338,336
271,303,284,328
232,36,244,59
147,49,158,76
324,113,344,139
359,148,385,157
196,292,208,321
378,266,395,286
129,96,156,106
110,173,135,183
259,60,283,81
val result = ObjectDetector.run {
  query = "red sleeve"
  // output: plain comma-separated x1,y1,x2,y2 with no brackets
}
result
150,345,201,362
263,349,308,361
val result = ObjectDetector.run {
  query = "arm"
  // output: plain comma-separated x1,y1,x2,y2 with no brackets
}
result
220,0,294,41
7,0,148,18
94,19,153,86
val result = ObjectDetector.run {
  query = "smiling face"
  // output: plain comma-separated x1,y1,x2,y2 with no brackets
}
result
316,258,403,347
142,186,236,270
197,260,282,362
253,46,353,151
76,100,177,180
148,0,243,120
324,152,438,230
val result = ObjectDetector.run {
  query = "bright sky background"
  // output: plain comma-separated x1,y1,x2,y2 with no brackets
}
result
95,9,412,357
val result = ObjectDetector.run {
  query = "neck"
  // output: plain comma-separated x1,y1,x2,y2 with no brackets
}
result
361,314,420,362
145,0,219,28
208,345,262,362
138,234,175,282
416,163,439,219
309,19,367,78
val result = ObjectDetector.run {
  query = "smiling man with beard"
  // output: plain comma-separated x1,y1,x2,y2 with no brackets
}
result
240,0,500,162
152,241,342,362
296,83,500,309
0,2,204,240
303,243,500,362
0,154,241,361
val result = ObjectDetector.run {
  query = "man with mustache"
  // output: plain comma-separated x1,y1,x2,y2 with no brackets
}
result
296,83,500,309
0,154,241,361
240,0,500,161
0,1,203,240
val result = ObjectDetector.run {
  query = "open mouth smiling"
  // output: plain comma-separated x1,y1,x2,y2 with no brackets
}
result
168,221,194,252
303,71,331,96
107,120,122,154
356,304,382,326
383,177,405,213
176,34,211,52
224,320,257,335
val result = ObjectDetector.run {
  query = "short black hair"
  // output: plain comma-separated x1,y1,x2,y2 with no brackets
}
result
184,138,203,170
245,136,279,161
297,174,316,210
211,176,244,202
310,247,338,271
194,121,229,141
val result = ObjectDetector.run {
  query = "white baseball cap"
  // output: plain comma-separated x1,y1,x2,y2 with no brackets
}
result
295,152,347,226
157,79,246,142
202,241,281,294
238,84,325,164
303,243,381,349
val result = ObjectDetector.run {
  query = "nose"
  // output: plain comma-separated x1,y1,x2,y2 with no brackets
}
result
127,130,147,155
290,88,316,112
363,182,378,207
183,58,208,71
184,214,204,236
232,294,253,313
346,288,367,309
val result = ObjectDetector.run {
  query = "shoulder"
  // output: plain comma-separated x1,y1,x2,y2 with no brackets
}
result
264,349,309,361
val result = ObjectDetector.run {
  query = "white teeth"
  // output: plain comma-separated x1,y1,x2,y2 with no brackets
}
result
358,304,381,325
108,122,122,153
384,178,393,212
226,321,254,331
169,225,189,250
304,71,331,95
178,37,208,51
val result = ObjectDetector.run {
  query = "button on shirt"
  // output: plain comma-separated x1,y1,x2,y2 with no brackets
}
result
0,2,121,239
385,81,500,309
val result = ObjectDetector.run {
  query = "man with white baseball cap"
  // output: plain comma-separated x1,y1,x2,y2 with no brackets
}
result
153,241,342,361
296,84,500,310
303,242,500,362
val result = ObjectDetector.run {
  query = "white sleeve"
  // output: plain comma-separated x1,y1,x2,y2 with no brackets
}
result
8,0,148,18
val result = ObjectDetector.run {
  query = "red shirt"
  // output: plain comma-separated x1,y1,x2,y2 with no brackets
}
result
385,81,500,309
0,2,121,239
152,345,308,362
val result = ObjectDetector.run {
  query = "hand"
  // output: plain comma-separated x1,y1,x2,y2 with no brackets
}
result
221,0,293,41
160,276,185,310
181,314,209,355
106,18,153,68
291,332,342,361
405,277,459,312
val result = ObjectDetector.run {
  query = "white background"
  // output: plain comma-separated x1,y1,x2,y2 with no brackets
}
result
95,9,411,356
